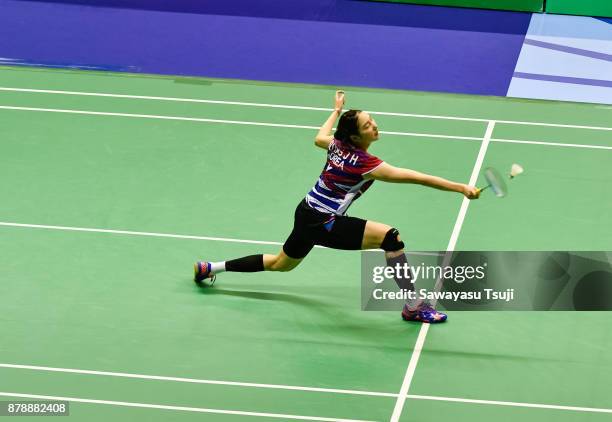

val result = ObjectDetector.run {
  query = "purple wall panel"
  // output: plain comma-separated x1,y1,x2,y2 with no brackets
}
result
18,0,532,34
0,0,531,96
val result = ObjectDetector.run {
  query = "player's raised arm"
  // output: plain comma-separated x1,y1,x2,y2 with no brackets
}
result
314,90,345,150
366,162,480,199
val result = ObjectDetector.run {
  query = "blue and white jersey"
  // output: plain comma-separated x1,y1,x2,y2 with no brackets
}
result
305,139,383,215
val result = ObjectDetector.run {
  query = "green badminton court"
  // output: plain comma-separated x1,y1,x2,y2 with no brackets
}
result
0,66,611,421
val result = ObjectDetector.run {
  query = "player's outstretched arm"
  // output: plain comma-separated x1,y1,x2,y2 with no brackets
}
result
315,90,345,150
367,162,480,199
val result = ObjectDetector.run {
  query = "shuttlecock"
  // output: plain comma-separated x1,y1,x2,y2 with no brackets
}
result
510,163,524,179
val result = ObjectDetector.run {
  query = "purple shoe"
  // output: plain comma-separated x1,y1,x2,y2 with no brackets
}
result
402,302,447,323
194,261,216,286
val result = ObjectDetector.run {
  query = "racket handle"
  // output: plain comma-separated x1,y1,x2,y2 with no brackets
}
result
478,184,491,193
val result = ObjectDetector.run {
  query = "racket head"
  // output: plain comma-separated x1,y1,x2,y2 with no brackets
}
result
484,167,507,197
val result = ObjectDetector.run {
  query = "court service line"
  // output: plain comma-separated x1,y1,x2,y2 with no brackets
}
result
389,121,495,422
0,87,334,112
0,222,286,247
0,105,479,142
1,86,611,131
408,394,612,415
2,363,611,415
0,105,610,150
0,105,320,131
0,363,395,398
0,222,422,254
0,392,373,422
491,138,612,150
0,86,488,124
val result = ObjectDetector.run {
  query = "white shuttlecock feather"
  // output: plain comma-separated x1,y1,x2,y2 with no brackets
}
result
510,163,524,178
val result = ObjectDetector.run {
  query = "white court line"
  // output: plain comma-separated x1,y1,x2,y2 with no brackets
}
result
407,394,612,415
0,222,437,253
0,105,479,142
494,119,612,131
0,392,372,422
379,130,480,141
1,86,611,131
446,121,495,253
389,323,430,422
0,221,285,247
492,138,612,151
0,363,395,398
389,121,495,422
0,105,320,130
2,363,611,415
0,87,332,112
0,104,610,150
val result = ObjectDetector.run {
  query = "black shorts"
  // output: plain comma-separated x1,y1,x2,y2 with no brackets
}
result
282,199,367,259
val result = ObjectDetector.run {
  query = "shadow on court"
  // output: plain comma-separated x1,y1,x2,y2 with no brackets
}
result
421,348,575,364
195,284,330,307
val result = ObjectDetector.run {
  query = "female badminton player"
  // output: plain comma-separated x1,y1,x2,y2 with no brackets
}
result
195,91,480,323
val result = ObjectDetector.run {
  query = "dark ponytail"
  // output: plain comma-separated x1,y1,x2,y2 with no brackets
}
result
334,110,361,145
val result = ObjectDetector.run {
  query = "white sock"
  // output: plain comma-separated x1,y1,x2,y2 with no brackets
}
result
210,261,226,275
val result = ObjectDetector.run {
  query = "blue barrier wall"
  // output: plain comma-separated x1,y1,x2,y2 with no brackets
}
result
0,0,532,96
